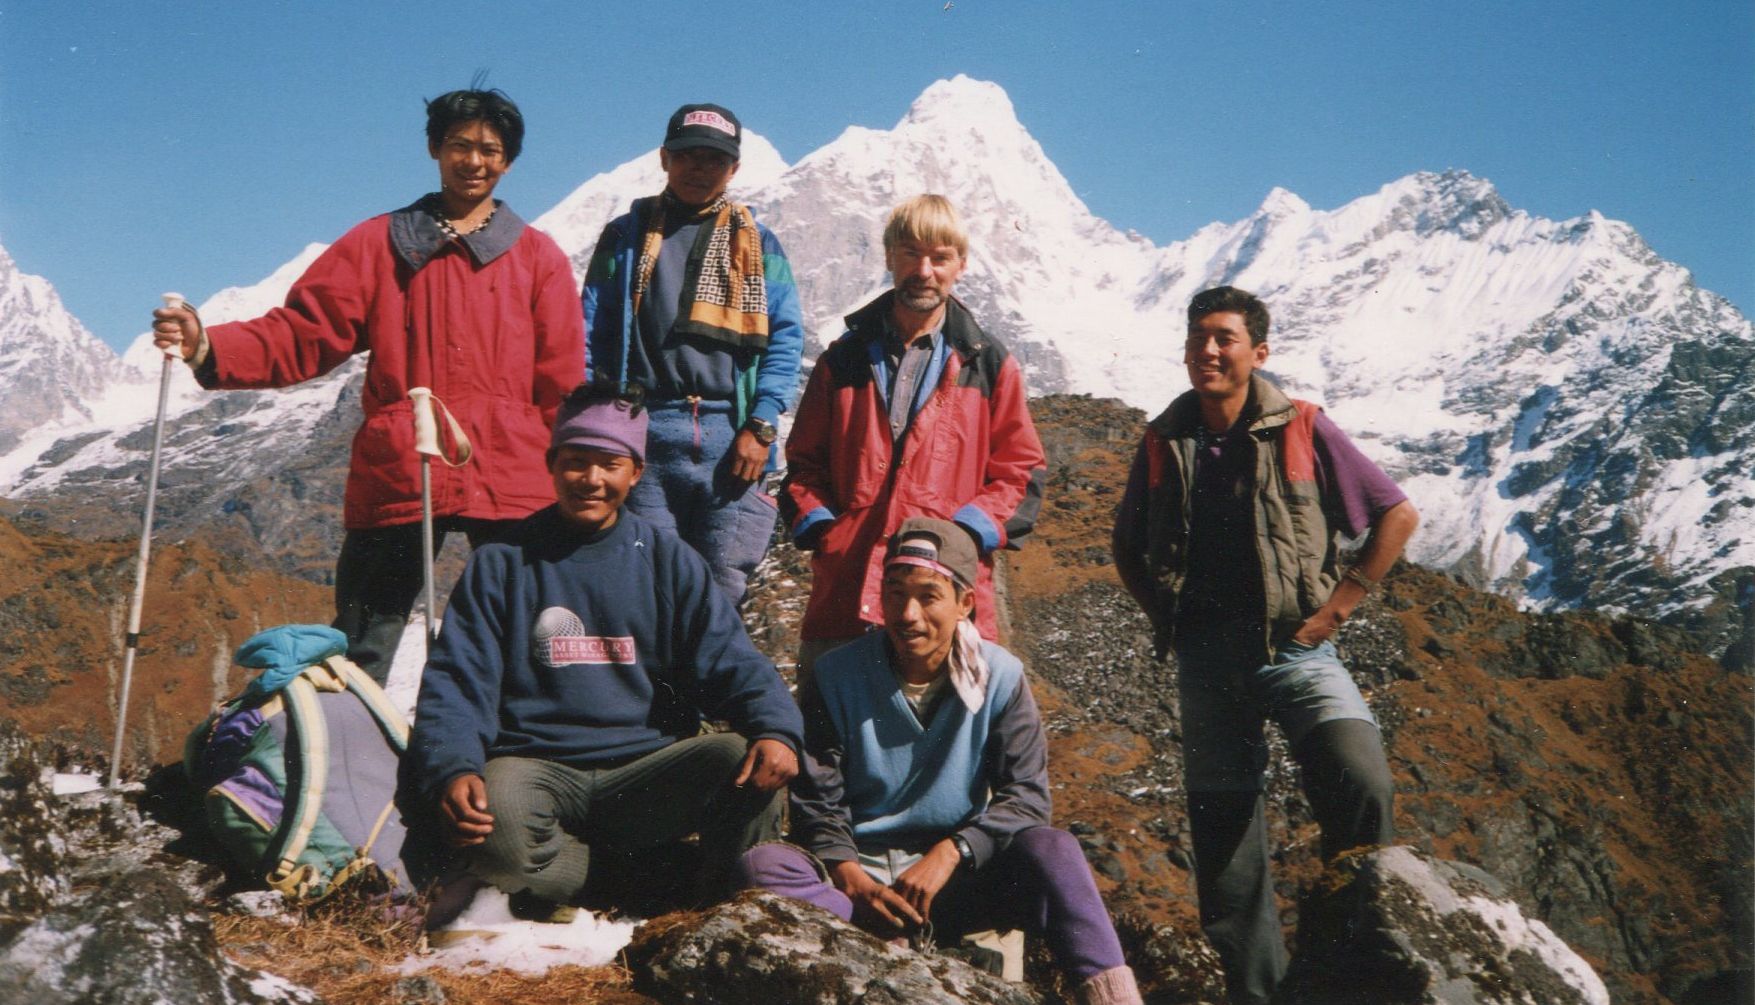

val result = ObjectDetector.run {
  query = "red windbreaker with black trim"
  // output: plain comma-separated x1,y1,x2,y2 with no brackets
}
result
782,292,1047,641
197,200,584,530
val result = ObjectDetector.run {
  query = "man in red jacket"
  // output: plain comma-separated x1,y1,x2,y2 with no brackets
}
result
782,195,1046,679
150,88,584,682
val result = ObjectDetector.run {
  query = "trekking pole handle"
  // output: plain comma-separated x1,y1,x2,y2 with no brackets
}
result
160,292,190,361
409,387,441,457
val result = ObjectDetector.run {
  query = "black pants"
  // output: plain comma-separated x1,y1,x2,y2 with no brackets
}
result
331,517,519,683
1188,718,1394,1005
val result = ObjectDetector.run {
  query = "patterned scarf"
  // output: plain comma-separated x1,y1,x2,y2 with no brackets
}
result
630,193,769,349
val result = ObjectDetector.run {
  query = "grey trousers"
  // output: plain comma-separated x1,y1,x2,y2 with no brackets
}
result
470,733,782,905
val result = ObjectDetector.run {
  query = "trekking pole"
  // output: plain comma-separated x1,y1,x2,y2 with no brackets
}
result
109,292,187,789
409,387,441,649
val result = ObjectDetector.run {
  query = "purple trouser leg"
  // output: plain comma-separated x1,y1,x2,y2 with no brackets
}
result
740,831,1124,983
951,826,1127,982
737,843,853,920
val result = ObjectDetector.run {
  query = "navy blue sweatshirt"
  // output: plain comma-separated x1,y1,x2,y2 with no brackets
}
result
400,506,803,808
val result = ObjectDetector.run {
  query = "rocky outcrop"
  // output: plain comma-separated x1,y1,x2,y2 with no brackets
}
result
1278,846,1607,1005
0,722,322,1004
623,890,1042,1005
0,866,323,1004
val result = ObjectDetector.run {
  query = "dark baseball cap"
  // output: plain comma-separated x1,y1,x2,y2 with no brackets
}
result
663,103,741,158
885,517,978,591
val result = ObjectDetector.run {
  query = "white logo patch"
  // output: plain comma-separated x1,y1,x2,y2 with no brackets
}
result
682,109,735,136
533,607,636,667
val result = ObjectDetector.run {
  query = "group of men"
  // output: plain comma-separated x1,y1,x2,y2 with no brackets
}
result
150,88,1418,1005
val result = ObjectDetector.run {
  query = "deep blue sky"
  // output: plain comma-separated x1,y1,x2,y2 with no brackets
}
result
3,1,1749,351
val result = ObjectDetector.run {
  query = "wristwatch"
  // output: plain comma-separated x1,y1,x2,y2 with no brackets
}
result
951,834,976,869
743,416,778,446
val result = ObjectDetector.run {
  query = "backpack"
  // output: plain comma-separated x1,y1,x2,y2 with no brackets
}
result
184,653,413,901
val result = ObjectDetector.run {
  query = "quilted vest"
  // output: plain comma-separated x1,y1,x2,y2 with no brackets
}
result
1138,375,1339,661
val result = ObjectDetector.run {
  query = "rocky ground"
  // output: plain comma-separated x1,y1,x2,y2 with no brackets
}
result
0,393,1747,1003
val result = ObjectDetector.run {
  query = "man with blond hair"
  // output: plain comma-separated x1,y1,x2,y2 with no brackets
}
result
782,195,1046,678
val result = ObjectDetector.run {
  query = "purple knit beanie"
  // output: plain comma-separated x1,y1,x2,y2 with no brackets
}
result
550,392,647,464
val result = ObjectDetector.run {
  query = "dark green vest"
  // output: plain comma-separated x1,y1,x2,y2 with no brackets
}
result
1139,375,1340,662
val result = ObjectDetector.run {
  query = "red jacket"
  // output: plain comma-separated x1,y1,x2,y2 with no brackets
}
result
200,200,584,529
782,293,1046,640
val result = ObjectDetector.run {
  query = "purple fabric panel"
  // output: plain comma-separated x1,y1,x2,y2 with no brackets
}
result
215,763,285,828
736,843,854,920
193,707,267,788
1311,412,1407,538
960,826,1125,981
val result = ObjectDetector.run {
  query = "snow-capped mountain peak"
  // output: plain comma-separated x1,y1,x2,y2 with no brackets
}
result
900,74,1020,129
0,241,121,459
1,77,1748,654
534,131,790,283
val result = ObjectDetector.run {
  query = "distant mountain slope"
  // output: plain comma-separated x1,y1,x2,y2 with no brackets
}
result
0,76,1747,652
0,245,121,458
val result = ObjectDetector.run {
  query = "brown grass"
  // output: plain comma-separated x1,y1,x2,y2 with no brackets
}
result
212,884,655,1005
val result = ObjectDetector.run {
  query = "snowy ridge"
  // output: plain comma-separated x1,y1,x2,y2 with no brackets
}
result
0,243,122,460
0,76,1747,641
3,240,357,499
533,131,790,286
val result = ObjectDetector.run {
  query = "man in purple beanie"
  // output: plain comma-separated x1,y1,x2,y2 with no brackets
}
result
400,378,803,918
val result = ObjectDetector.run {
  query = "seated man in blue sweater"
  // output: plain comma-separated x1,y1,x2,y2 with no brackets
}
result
737,519,1142,1005
400,379,803,918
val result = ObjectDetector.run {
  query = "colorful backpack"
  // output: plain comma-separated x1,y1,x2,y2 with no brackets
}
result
184,635,413,901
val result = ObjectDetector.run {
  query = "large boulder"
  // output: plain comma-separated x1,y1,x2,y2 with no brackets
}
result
1278,846,1608,1005
0,865,321,1004
0,721,321,1003
623,890,1042,1005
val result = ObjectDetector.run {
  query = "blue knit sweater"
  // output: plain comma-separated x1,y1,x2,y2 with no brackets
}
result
793,632,1051,867
400,506,803,808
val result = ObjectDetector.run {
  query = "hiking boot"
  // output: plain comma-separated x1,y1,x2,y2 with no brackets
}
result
507,890,580,924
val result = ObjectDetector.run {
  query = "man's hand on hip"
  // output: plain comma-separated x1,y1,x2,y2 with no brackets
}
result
439,773,495,848
733,737,798,792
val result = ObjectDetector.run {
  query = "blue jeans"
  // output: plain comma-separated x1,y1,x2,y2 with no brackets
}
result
624,400,777,605
1177,638,1378,793
1175,635,1393,1004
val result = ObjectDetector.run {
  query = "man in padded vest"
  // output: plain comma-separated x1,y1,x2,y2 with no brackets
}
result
1112,285,1419,1005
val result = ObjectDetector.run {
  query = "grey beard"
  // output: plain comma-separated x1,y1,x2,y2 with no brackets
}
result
897,285,945,312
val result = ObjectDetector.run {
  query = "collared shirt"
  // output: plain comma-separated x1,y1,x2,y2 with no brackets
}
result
869,313,947,444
